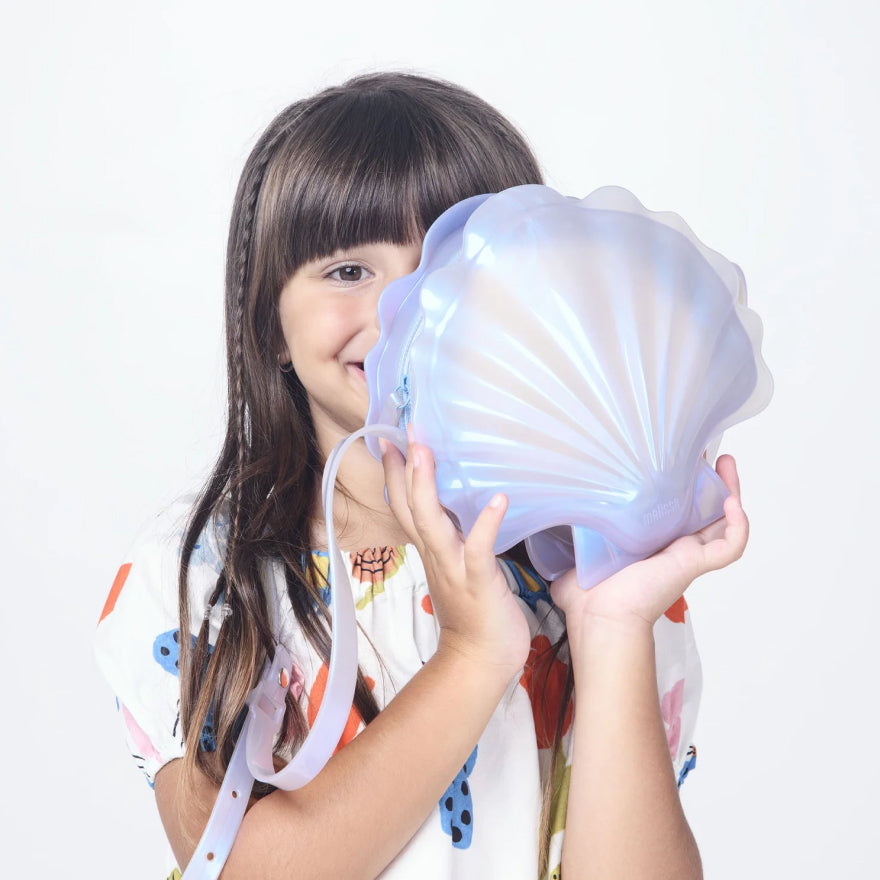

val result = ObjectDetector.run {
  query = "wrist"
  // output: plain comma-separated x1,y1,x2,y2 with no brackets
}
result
435,629,524,687
566,612,655,661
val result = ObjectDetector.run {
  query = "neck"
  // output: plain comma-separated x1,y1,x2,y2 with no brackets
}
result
310,428,410,552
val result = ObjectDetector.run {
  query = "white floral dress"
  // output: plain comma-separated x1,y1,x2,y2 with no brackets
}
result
94,496,701,879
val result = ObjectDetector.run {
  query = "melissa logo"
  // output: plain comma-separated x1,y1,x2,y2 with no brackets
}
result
643,497,681,526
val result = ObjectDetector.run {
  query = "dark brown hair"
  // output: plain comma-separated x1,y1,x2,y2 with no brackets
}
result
176,70,568,873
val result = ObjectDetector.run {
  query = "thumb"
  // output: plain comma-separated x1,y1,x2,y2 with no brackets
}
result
462,493,508,582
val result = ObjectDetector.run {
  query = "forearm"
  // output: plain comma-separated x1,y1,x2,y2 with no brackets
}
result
561,618,702,880
223,642,515,879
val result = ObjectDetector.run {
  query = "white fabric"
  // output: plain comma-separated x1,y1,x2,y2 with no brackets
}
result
94,496,701,879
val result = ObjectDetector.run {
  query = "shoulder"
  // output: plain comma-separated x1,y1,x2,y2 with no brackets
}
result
94,495,230,778
95,494,226,640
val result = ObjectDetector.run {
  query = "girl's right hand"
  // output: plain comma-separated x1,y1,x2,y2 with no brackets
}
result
379,434,531,680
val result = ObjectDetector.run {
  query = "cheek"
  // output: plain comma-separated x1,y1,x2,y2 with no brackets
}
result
280,299,356,360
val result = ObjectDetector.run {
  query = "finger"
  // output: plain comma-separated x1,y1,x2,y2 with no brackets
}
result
408,443,462,554
379,437,418,541
715,454,741,500
693,514,728,545
701,493,750,572
463,492,509,581
691,454,743,545
403,423,418,513
404,435,416,511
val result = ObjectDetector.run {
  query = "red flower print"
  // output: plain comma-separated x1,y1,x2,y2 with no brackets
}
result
518,635,572,749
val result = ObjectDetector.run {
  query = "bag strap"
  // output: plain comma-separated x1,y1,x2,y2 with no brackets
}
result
180,424,406,877
180,643,291,879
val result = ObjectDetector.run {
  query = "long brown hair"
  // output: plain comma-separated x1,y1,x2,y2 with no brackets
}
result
177,70,565,872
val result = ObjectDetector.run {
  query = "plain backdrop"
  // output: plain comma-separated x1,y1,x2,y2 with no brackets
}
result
2,0,877,877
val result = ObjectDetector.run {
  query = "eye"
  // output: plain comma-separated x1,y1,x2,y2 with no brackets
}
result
326,263,372,284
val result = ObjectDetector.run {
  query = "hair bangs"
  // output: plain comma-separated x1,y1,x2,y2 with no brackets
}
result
262,86,540,281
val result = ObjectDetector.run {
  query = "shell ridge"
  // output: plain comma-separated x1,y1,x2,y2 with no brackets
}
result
529,287,645,473
421,338,644,488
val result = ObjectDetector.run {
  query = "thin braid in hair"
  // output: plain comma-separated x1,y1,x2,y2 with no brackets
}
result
229,146,264,553
227,117,297,570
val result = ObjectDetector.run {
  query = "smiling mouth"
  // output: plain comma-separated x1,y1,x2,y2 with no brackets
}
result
347,361,366,381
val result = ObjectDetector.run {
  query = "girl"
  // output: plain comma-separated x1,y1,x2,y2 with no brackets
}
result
95,71,747,880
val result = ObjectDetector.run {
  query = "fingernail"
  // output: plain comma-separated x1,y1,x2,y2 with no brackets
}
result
413,450,421,468
378,437,388,455
488,493,504,509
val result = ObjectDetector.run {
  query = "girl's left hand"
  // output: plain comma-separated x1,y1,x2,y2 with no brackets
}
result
550,454,749,628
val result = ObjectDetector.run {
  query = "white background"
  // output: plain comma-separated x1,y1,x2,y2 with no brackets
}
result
2,0,877,877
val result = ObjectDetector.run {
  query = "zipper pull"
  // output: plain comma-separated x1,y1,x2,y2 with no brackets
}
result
391,375,411,429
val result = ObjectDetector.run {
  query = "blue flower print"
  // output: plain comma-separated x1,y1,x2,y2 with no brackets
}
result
153,628,201,676
677,745,697,787
311,550,332,606
153,628,217,751
501,560,552,613
200,705,216,752
439,745,477,848
190,515,229,572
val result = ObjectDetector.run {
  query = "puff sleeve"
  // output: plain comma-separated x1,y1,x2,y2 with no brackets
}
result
94,497,227,786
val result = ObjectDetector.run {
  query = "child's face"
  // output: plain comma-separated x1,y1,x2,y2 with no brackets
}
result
278,241,422,451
